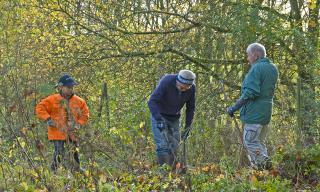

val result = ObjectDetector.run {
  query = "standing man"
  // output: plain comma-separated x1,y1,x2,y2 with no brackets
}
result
36,74,89,171
227,43,278,170
148,70,196,167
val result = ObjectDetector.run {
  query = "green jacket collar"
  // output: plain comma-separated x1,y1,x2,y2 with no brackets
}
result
253,58,269,65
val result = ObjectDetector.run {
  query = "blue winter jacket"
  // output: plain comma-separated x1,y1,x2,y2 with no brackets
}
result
148,74,196,127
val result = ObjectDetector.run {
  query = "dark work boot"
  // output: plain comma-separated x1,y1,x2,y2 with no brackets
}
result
257,157,273,171
264,158,273,170
51,161,58,172
157,154,170,166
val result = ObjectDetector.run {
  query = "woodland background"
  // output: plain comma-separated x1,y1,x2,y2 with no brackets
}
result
0,0,319,191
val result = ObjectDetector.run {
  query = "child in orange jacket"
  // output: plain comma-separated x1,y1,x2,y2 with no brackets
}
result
36,74,89,171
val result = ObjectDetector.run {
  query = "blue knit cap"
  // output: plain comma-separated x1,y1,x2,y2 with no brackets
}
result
176,70,196,85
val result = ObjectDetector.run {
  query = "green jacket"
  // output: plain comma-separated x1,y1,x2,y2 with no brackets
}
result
240,58,278,125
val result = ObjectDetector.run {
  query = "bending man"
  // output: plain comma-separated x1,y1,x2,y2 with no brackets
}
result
148,70,196,167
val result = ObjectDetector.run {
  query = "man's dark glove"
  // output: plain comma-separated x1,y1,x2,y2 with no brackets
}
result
227,98,249,117
182,126,191,141
157,120,165,132
227,106,236,117
46,118,56,127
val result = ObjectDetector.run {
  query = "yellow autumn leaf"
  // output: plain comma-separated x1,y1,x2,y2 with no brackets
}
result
87,181,95,190
99,173,107,183
17,137,26,148
9,150,13,158
21,127,28,135
168,172,173,181
202,165,210,173
139,121,145,129
84,170,90,177
174,177,182,184
308,0,317,9
40,36,46,42
309,20,317,28
162,182,169,189
250,174,258,183
210,163,219,172
20,141,26,148
20,181,28,190
29,169,39,178
215,174,225,181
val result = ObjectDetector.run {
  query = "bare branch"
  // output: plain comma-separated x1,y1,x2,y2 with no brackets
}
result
227,1,291,21
132,10,201,26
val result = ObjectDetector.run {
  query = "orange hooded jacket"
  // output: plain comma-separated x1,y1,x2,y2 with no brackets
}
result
36,94,89,140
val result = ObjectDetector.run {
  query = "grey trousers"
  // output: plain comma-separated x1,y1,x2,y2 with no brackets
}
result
243,124,269,166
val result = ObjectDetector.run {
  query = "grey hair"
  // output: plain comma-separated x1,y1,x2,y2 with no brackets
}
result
246,43,266,58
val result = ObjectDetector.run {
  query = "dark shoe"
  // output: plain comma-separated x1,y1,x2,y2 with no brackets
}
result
264,158,273,170
51,162,58,172
157,154,170,166
256,157,272,171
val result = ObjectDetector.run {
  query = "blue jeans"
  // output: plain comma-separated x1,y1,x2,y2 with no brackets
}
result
243,124,269,166
151,116,180,156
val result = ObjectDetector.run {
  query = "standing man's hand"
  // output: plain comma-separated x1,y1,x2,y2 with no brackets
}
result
227,106,236,117
46,118,57,127
227,98,249,117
